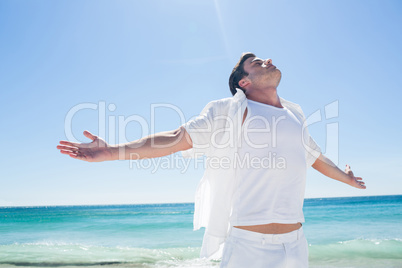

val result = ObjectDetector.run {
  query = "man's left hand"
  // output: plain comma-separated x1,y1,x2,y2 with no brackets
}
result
345,164,366,189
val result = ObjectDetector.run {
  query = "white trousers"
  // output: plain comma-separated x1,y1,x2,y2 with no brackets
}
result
220,227,308,268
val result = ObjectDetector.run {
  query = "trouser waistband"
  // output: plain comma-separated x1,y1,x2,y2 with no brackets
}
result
229,226,304,245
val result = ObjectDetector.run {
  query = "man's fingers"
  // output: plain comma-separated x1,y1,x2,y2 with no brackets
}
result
345,164,350,172
59,140,81,147
58,145,80,155
83,130,97,141
60,150,73,155
57,145,78,151
344,165,365,189
356,180,366,189
60,148,85,157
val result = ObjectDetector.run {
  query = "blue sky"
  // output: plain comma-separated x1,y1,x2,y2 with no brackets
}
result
0,0,401,206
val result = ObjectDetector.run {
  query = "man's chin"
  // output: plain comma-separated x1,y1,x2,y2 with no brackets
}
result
269,67,281,76
272,69,282,86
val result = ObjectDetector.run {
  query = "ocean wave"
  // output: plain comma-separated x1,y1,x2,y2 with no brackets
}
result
309,238,402,259
1,239,401,267
309,239,402,267
0,244,217,267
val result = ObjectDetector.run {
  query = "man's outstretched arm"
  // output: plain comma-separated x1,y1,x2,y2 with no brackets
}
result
312,154,366,189
57,126,193,162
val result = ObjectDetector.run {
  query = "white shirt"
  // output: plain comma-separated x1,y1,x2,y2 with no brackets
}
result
181,89,321,259
231,99,307,227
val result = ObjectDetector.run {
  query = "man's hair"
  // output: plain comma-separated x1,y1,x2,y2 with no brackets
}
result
229,52,256,96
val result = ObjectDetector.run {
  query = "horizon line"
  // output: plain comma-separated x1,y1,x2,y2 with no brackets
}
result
1,194,400,209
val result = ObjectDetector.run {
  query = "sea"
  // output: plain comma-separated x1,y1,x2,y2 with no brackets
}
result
0,195,401,268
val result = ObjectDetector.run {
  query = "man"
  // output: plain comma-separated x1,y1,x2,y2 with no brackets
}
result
57,52,366,267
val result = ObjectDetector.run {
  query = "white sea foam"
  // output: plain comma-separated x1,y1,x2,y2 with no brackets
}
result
1,239,402,267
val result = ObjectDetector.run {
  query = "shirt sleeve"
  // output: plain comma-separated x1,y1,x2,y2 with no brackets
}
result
180,101,215,159
305,133,321,166
289,100,321,167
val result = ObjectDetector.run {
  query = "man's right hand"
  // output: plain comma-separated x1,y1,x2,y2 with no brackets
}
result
57,130,115,162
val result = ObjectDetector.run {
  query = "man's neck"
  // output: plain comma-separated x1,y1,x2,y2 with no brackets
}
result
245,87,283,108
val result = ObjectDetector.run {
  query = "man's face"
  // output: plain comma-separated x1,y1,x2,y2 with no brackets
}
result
242,56,282,89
